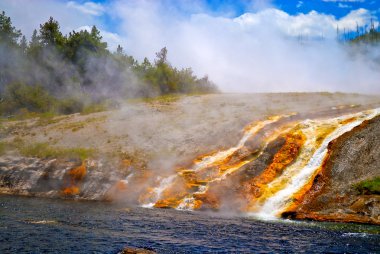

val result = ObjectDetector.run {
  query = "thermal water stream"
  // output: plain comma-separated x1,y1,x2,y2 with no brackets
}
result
141,108,380,217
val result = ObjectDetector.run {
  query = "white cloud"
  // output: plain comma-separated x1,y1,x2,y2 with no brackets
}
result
67,1,105,16
337,8,374,29
111,1,380,93
338,3,352,8
235,9,340,38
297,1,304,8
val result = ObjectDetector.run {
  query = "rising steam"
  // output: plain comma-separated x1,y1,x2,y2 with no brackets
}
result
1,0,379,93
111,1,380,94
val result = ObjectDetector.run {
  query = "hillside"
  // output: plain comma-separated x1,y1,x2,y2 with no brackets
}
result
1,93,380,224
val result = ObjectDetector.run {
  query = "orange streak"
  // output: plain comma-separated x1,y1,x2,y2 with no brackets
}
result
245,131,305,209
62,161,86,196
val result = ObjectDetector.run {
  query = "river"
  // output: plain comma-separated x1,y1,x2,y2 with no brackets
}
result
0,195,379,253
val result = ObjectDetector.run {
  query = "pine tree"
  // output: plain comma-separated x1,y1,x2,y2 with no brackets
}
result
39,17,65,48
116,44,124,55
155,47,168,65
19,35,28,54
90,25,107,51
0,11,22,46
27,29,42,58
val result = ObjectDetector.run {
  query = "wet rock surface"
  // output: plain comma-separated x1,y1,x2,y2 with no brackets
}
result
291,116,380,224
0,156,125,200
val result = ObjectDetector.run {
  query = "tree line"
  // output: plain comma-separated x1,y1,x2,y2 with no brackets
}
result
0,11,218,117
338,19,380,44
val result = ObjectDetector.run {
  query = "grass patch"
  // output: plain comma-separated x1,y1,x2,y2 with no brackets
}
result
19,142,95,160
59,116,106,132
80,100,118,115
128,94,184,104
62,121,86,132
35,114,68,127
0,139,95,160
354,177,380,195
3,110,57,122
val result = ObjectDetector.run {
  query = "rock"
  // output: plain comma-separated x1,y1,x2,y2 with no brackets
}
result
292,116,380,225
118,247,156,254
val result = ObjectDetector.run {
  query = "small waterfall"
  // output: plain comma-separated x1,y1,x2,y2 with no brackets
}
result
141,175,177,208
250,108,380,219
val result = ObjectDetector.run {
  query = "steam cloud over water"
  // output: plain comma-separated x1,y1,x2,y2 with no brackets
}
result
1,0,380,93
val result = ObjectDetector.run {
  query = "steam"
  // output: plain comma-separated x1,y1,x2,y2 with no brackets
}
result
0,43,144,103
111,1,380,93
1,0,380,93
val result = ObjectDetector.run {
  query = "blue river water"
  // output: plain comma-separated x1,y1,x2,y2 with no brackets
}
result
0,194,379,253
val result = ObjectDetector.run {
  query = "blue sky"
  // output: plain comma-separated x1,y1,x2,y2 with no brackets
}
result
1,0,379,36
81,0,380,33
202,0,380,17
274,0,379,18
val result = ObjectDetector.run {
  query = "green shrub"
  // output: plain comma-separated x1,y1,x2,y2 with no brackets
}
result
354,177,380,195
81,102,108,115
57,98,84,114
1,82,56,116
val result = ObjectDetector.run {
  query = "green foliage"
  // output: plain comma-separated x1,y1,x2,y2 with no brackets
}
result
65,26,107,63
27,29,42,57
19,35,27,53
155,46,168,65
0,11,218,118
351,30,380,44
0,10,21,46
39,17,65,49
354,177,380,195
347,20,380,44
0,83,114,118
133,47,219,95
7,111,57,122
0,82,56,116
56,98,84,115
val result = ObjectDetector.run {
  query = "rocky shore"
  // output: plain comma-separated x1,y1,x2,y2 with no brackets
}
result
286,116,380,225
